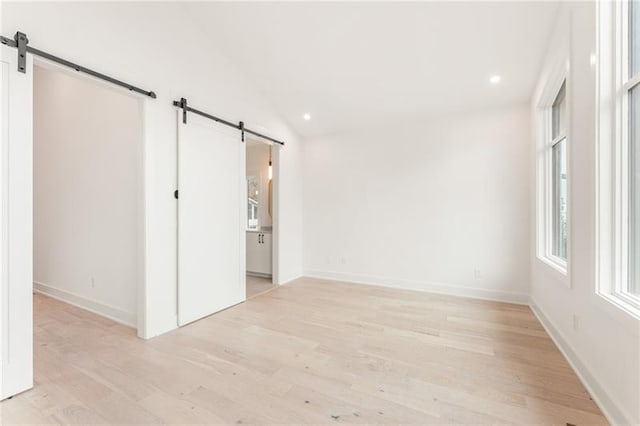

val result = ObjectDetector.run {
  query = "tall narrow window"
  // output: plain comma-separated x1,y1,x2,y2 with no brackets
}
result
552,83,568,260
597,0,640,316
536,69,569,276
630,0,639,76
631,83,639,295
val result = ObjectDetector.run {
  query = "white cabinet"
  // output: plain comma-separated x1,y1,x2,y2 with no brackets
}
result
246,231,272,276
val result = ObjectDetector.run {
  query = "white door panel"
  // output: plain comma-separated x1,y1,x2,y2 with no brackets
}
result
177,112,245,326
0,44,33,399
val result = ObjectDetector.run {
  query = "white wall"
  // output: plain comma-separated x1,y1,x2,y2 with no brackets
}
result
274,138,304,284
303,106,531,303
246,142,272,229
1,2,304,338
33,65,142,326
530,3,640,425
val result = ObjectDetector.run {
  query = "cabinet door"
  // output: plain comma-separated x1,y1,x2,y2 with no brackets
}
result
246,233,261,273
246,233,272,275
259,233,272,274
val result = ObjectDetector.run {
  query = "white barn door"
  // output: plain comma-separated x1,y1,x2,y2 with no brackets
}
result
0,44,33,399
177,112,245,326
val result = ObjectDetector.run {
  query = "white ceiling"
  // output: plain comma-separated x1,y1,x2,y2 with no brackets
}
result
184,2,559,138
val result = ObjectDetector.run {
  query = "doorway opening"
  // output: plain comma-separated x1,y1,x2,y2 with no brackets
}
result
245,138,276,298
33,63,145,331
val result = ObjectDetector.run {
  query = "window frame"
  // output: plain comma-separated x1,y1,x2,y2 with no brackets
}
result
536,63,570,279
551,82,568,262
552,136,568,259
596,0,640,319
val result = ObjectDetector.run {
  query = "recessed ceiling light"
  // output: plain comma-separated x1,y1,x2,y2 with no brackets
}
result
489,75,501,84
303,113,311,121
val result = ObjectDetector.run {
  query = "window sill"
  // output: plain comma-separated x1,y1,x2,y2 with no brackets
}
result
596,292,640,323
537,254,568,277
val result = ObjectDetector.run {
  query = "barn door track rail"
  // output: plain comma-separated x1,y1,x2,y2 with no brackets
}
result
1,31,157,99
173,98,285,146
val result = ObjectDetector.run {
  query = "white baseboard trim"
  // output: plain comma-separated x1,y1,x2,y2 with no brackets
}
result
34,281,136,328
247,272,273,279
277,272,304,287
530,299,631,426
304,270,529,305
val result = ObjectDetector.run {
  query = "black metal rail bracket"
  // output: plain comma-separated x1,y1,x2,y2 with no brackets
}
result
239,121,245,142
174,97,188,124
15,32,27,73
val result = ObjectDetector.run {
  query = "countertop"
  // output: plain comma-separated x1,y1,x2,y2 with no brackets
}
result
246,228,272,234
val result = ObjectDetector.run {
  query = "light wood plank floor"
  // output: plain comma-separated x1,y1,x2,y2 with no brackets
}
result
1,278,607,425
246,275,274,299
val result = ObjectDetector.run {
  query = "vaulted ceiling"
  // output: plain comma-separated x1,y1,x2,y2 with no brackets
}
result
184,2,560,138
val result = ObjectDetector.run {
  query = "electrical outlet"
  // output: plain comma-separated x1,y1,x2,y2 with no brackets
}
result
340,257,346,265
474,269,483,279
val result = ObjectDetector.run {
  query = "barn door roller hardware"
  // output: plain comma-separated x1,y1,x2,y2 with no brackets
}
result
1,31,157,99
173,97,285,146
